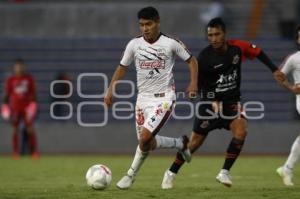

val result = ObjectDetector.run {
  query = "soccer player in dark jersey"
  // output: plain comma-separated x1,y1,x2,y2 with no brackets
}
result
161,17,286,189
1,59,39,159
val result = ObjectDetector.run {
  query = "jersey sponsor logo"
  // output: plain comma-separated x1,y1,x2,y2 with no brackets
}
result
216,70,238,84
214,64,223,69
232,55,240,65
216,86,236,93
215,69,238,93
139,60,165,69
14,80,29,94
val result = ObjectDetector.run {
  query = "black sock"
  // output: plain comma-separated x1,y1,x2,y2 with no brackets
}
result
169,152,185,174
222,137,245,171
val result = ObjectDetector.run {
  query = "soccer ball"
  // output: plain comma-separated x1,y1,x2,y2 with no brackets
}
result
86,164,112,190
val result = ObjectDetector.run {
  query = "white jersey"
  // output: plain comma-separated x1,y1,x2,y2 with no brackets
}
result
280,50,300,114
120,33,192,97
281,51,300,84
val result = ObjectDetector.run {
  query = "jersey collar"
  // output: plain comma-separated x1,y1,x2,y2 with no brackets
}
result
143,32,162,44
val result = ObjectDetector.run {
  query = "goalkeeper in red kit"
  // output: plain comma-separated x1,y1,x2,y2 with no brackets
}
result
1,59,39,159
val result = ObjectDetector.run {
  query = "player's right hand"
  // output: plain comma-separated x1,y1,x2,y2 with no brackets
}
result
25,101,38,121
273,70,286,83
1,104,11,121
104,92,113,107
291,84,300,94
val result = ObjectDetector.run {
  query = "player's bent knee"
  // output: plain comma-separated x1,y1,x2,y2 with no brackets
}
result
234,131,247,140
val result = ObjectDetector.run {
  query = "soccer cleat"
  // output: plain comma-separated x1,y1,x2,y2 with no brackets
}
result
12,152,20,160
216,169,232,187
116,175,135,189
161,170,176,189
31,152,40,160
179,135,192,163
276,166,294,186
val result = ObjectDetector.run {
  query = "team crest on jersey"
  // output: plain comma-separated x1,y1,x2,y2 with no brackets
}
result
200,120,210,129
136,109,145,125
137,46,169,61
251,44,257,49
156,48,169,59
232,55,240,65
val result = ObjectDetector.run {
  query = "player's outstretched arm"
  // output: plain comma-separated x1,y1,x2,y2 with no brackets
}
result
185,56,198,99
104,65,127,107
256,50,286,83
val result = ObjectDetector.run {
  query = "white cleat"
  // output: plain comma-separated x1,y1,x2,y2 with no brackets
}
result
161,170,176,189
116,175,135,189
276,166,294,186
216,169,232,187
179,135,192,163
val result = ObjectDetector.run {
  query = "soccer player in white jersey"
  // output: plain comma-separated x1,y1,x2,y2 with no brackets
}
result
104,7,198,189
276,26,300,186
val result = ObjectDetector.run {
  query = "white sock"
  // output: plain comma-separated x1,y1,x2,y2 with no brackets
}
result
155,135,183,150
127,145,149,177
220,169,229,174
284,135,300,171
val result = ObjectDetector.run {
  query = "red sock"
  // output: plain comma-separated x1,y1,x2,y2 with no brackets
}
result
12,132,19,154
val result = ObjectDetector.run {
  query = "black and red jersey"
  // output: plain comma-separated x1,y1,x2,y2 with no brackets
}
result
197,39,261,101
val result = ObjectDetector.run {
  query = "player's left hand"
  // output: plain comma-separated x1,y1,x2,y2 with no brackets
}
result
273,70,286,83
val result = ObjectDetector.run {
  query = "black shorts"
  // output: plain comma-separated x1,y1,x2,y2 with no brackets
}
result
193,101,244,136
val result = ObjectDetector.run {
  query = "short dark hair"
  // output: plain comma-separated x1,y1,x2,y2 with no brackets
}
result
296,25,300,40
137,7,160,21
15,58,24,64
207,17,226,33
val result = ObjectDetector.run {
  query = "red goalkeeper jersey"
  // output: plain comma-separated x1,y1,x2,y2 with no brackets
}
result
5,74,36,110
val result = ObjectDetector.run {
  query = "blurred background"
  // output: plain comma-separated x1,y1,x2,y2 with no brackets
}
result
0,0,299,155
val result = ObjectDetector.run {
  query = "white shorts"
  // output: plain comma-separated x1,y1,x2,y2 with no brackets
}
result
135,95,175,139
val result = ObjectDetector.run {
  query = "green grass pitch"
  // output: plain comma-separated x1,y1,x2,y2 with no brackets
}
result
0,155,299,199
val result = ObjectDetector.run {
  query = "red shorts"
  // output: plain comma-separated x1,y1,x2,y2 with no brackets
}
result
11,108,35,127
